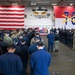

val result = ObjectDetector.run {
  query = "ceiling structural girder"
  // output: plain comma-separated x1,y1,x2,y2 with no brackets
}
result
0,0,74,6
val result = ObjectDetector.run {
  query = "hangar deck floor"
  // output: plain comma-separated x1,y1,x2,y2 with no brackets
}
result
27,36,75,75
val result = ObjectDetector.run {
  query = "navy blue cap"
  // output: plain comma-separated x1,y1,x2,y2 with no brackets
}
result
19,34,23,36
13,38,18,43
37,41,44,46
20,38,26,42
7,44,16,49
34,36,41,41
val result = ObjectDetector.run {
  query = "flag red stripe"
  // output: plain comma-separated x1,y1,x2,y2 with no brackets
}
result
0,14,24,15
0,15,24,17
0,12,24,14
0,24,24,26
0,10,24,12
0,28,23,29
0,6,24,8
0,8,24,11
0,13,24,15
0,18,24,21
0,14,24,16
0,21,24,22
0,17,24,19
0,9,24,12
0,22,24,24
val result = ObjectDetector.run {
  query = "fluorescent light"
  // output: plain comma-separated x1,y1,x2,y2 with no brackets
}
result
52,3,57,6
37,2,50,4
70,3,73,6
31,3,36,5
12,3,18,5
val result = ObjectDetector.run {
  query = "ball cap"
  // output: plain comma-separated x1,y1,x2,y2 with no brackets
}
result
37,41,44,46
34,36,41,41
7,44,16,49
20,38,26,42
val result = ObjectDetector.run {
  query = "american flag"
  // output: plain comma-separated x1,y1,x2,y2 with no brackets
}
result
0,6,24,30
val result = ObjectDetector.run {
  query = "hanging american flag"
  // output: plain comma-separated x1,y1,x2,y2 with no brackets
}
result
0,6,25,30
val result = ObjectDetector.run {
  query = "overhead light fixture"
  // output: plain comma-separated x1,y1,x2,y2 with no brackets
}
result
70,3,73,6
31,3,36,5
12,3,18,5
52,3,57,6
37,2,50,4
